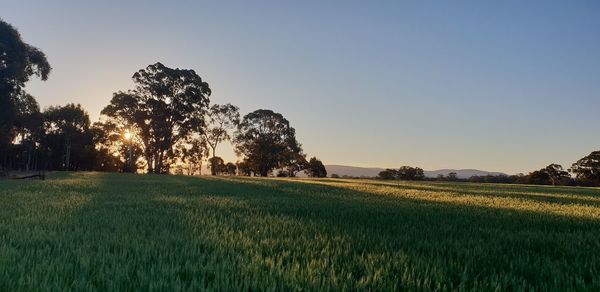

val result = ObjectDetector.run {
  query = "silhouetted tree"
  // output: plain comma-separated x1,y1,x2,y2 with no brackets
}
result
447,172,458,181
91,120,144,172
236,160,252,176
523,164,572,186
202,103,240,175
101,63,211,174
570,151,600,186
527,169,552,185
10,93,43,171
397,166,425,180
233,109,302,177
543,164,570,186
175,137,208,175
306,157,327,178
208,156,225,175
1,19,51,173
224,162,237,176
330,173,340,178
378,169,398,180
281,145,307,177
43,104,94,171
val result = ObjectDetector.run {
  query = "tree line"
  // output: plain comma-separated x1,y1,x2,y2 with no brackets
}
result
377,156,600,187
0,19,327,178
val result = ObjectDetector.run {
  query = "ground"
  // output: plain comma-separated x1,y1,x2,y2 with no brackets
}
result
1,172,599,290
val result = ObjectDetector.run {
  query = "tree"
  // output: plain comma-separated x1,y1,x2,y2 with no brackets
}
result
280,135,307,177
202,103,240,175
101,63,211,173
208,156,225,175
236,160,252,176
91,120,143,172
543,164,570,186
447,172,458,181
1,19,51,173
176,137,208,175
527,169,552,185
397,166,425,180
570,151,600,186
224,162,237,176
43,104,93,171
525,164,572,186
306,157,327,178
276,170,289,177
378,169,398,180
233,109,302,177
11,93,43,171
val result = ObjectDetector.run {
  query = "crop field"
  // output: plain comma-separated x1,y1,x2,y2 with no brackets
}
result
1,172,600,290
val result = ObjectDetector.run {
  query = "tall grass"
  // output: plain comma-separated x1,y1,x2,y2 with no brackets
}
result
0,172,599,290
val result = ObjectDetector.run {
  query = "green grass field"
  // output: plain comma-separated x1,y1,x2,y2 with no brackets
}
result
1,172,599,290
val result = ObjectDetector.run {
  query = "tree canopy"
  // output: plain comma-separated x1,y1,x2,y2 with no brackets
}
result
306,157,327,178
43,104,94,171
570,151,600,186
233,109,302,177
203,103,240,175
1,19,51,172
101,63,211,173
378,166,425,181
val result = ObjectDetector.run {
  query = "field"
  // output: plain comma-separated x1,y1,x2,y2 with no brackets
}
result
1,172,600,290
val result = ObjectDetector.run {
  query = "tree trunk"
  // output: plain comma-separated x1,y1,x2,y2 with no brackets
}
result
146,153,154,174
198,159,203,176
26,148,31,171
260,166,268,177
210,147,216,175
154,152,161,174
65,139,71,171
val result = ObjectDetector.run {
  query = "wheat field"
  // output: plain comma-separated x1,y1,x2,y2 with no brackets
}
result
1,172,599,290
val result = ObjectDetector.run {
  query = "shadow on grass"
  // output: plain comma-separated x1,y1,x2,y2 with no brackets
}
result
300,178,600,207
166,176,600,290
4,173,599,290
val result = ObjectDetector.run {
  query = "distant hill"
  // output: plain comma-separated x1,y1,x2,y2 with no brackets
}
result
423,169,506,179
325,165,506,179
325,165,384,178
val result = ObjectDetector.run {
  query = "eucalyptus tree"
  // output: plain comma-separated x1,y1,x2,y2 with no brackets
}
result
306,157,327,178
233,109,302,177
571,151,600,186
11,93,43,171
281,139,307,177
397,166,425,180
543,164,570,186
101,63,211,173
175,137,208,175
0,19,51,172
224,162,237,176
202,103,240,175
43,104,93,171
208,156,225,175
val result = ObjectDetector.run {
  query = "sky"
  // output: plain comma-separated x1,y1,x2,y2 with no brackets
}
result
3,0,600,174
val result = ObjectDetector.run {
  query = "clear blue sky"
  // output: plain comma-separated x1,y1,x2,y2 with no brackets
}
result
4,0,600,174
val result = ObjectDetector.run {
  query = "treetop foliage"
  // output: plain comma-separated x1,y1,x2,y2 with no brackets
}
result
378,166,425,181
233,109,304,177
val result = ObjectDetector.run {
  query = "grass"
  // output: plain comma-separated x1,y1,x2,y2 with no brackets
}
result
1,172,599,290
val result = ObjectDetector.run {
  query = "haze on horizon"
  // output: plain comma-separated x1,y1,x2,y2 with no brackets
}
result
3,0,599,174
